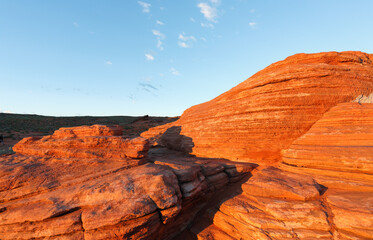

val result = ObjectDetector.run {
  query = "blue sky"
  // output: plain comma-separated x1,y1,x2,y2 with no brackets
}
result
1,0,373,116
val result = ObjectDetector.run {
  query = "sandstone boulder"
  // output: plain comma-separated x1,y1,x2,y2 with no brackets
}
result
13,125,150,159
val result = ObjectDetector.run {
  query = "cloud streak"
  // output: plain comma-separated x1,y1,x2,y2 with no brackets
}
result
156,20,164,25
179,33,196,42
152,29,165,38
249,22,257,28
152,29,165,50
139,82,158,92
178,42,189,48
145,53,154,61
178,33,197,48
198,2,218,22
138,1,151,13
170,68,180,76
201,22,214,29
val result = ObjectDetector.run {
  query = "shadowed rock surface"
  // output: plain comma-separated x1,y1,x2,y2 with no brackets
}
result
1,51,373,239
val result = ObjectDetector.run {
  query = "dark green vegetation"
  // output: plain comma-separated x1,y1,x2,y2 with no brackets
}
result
0,113,175,134
0,147,14,155
0,113,178,155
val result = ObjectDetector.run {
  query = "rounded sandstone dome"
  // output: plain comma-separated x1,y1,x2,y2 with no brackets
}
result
144,51,373,164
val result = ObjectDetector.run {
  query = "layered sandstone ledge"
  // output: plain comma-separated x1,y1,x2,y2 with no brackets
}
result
188,102,373,240
13,125,149,159
1,51,373,240
142,51,373,164
142,51,373,239
282,102,373,188
0,125,254,239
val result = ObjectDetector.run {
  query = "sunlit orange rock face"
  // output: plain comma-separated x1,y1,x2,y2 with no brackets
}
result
13,125,149,159
0,125,254,239
193,102,373,239
1,51,373,240
143,51,373,163
282,102,373,187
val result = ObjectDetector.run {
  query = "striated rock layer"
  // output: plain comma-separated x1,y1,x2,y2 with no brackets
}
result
281,102,373,188
0,125,255,239
280,102,373,239
2,51,373,240
191,102,373,240
143,51,373,163
194,167,333,240
13,125,150,159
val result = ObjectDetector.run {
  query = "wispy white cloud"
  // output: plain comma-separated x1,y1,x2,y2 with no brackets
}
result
152,29,165,39
190,17,196,22
201,22,214,29
156,40,164,51
152,30,165,50
250,9,255,13
210,0,220,3
145,53,154,61
179,33,196,41
138,1,151,13
178,42,189,48
178,33,197,48
249,22,257,28
106,61,112,65
197,2,218,22
73,22,79,27
156,20,164,25
170,68,180,76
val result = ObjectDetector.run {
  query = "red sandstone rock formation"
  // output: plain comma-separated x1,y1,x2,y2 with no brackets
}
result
194,167,333,239
1,51,373,240
143,51,373,164
281,102,373,187
13,125,149,159
0,125,254,239
189,101,373,240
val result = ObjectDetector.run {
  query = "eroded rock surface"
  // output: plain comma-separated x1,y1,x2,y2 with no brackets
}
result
0,125,254,239
194,167,332,240
282,103,373,189
2,51,373,240
143,51,373,164
189,102,373,240
13,125,150,159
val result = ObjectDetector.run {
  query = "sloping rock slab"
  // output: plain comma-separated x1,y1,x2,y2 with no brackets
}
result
143,51,373,164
